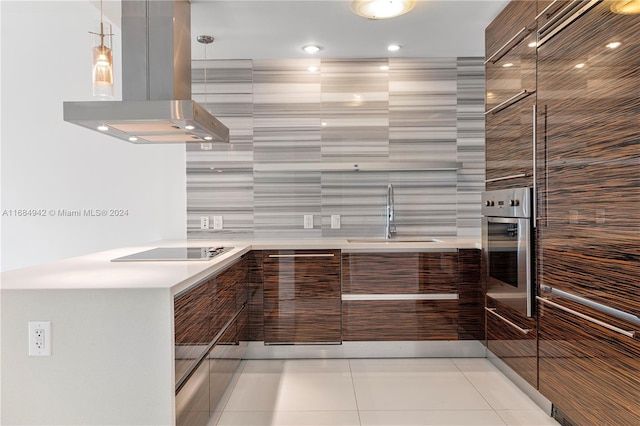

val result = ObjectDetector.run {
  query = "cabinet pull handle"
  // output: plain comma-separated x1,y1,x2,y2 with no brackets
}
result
532,104,537,229
484,173,528,183
268,254,335,258
537,0,599,47
537,297,636,339
485,307,531,335
484,27,532,64
535,0,562,21
485,90,534,115
540,285,640,328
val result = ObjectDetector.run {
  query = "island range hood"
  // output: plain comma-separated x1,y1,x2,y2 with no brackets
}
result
63,0,229,144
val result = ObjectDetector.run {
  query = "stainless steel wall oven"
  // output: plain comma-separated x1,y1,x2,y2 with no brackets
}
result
482,187,533,317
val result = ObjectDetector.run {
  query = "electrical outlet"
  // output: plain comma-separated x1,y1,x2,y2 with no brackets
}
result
331,214,341,229
200,216,210,230
213,216,223,230
304,214,314,229
28,321,51,356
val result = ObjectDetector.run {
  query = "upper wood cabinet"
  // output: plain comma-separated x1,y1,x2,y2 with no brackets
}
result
263,250,342,344
485,0,537,189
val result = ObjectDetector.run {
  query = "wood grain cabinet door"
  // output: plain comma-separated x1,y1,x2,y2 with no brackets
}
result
535,1,640,315
341,252,461,341
263,250,341,344
485,0,537,190
486,297,538,388
538,297,640,425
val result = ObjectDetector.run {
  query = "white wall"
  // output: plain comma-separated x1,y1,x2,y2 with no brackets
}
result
0,1,187,272
1,288,175,425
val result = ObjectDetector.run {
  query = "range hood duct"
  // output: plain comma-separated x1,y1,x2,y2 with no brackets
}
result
63,0,229,144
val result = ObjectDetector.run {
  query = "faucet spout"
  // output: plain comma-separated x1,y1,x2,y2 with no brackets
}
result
385,184,397,239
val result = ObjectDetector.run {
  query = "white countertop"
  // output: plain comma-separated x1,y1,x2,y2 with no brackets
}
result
1,237,480,294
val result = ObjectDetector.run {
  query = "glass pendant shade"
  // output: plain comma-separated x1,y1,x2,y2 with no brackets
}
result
92,22,113,99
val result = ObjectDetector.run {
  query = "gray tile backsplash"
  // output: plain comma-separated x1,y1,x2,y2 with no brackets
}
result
187,58,485,239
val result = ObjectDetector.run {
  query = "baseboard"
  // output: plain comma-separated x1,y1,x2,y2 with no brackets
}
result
486,349,553,415
244,340,487,359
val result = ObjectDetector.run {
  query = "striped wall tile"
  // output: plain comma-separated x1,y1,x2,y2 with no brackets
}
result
456,57,485,237
389,58,458,162
186,58,486,239
321,59,390,162
187,60,254,238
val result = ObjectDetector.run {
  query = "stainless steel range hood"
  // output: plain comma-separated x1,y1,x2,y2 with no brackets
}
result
63,0,229,144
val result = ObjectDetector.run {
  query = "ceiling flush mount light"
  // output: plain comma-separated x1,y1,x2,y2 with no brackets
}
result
302,45,322,54
89,0,114,99
610,0,640,14
387,44,402,52
606,41,622,49
351,0,416,19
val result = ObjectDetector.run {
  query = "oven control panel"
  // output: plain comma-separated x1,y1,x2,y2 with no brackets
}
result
481,187,532,219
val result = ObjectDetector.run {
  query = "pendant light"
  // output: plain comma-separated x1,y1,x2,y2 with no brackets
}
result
350,0,416,20
90,0,114,98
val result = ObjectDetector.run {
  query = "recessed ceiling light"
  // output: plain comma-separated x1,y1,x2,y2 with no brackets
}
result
185,125,195,130
574,63,586,69
97,125,109,131
610,0,640,14
387,44,402,52
606,41,622,49
308,65,319,72
354,94,362,99
128,136,138,142
502,63,514,68
321,122,328,126
351,0,416,19
204,136,213,141
380,65,390,71
528,41,537,48
302,45,322,54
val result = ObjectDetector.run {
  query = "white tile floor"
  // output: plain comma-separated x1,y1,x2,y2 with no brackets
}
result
209,358,560,426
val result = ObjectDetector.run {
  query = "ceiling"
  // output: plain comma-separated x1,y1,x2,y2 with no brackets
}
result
188,0,509,60
96,1,509,60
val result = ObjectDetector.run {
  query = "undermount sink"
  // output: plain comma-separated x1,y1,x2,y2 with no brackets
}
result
347,238,442,243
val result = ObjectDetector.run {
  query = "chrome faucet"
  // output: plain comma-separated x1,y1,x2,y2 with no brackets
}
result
385,184,397,239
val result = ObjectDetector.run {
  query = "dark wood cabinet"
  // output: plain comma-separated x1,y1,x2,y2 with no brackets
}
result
174,255,249,426
486,296,537,388
533,1,640,424
535,1,640,315
263,250,341,344
341,250,482,341
485,0,537,190
538,296,640,425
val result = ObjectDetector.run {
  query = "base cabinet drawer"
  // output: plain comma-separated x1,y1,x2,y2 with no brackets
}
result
343,299,458,341
538,298,640,425
263,250,341,344
486,298,537,388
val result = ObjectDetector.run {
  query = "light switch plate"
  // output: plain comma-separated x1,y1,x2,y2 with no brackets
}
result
213,216,223,230
304,215,314,229
200,216,210,230
28,321,51,356
331,214,341,229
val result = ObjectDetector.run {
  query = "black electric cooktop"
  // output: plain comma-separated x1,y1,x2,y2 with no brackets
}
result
111,247,233,262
